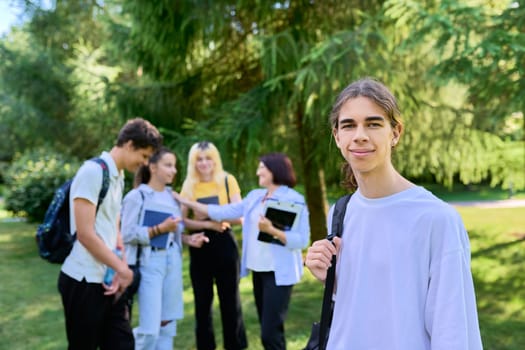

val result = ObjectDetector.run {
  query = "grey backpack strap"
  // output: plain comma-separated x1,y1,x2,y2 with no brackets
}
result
136,190,145,265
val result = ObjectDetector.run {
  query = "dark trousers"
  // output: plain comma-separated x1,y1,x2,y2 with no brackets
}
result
190,229,247,350
58,271,134,350
252,271,293,350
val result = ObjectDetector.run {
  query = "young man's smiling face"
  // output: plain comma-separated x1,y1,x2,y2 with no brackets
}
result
333,96,401,179
123,141,154,173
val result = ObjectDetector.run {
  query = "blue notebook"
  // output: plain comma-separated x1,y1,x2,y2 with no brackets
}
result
143,209,173,249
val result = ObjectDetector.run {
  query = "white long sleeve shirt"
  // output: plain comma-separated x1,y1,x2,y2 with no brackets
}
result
327,186,483,350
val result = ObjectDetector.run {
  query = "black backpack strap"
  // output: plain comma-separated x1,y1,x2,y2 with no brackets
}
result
90,158,110,213
318,193,352,350
225,174,231,204
327,194,352,240
69,158,109,245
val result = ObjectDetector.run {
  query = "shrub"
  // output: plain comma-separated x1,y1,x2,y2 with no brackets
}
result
4,148,79,222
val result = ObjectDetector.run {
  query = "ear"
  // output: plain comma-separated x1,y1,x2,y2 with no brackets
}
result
391,123,403,145
123,140,134,151
149,163,156,172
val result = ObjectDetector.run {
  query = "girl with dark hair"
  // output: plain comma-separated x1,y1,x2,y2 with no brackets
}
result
121,147,208,350
176,152,310,350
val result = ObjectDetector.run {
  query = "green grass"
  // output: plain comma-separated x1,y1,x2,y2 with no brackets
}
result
456,206,525,350
0,205,524,349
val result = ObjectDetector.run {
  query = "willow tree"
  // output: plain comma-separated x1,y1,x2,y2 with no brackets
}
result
6,0,517,240
114,0,517,239
116,0,396,240
385,0,525,190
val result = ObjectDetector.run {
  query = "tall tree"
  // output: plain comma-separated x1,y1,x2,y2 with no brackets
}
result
119,0,517,238
2,0,521,238
116,0,394,240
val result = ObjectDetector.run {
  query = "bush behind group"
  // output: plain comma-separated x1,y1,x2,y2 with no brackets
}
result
4,148,79,222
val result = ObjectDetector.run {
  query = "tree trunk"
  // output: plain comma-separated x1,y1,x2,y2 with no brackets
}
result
295,108,329,243
304,166,329,242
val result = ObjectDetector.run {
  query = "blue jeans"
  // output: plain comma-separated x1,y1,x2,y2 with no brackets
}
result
134,244,183,350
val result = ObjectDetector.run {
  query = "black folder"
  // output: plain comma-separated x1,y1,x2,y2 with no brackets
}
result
257,200,302,246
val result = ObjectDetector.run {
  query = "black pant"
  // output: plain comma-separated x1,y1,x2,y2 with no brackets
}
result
58,271,134,350
189,229,247,350
252,271,293,350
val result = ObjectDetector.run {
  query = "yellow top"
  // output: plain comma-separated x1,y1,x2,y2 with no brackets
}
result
181,174,241,204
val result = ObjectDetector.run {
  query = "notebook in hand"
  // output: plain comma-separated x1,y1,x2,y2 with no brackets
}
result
197,196,219,205
258,199,303,246
142,204,174,249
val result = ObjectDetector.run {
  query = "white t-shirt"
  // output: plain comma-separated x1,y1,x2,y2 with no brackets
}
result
245,201,275,272
61,151,124,283
327,186,483,350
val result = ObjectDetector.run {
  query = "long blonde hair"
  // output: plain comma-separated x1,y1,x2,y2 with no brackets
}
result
180,141,227,198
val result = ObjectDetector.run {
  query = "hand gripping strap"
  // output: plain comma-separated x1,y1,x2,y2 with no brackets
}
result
318,193,352,350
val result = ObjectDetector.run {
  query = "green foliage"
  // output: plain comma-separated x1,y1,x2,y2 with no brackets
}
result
0,2,122,164
488,141,525,190
112,1,396,240
0,30,73,161
28,1,105,56
383,0,525,191
4,148,79,222
1,0,524,237
385,0,525,133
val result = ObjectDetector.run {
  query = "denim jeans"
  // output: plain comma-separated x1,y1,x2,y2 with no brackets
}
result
134,244,183,350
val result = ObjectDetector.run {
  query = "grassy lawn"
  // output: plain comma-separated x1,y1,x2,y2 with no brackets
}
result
456,206,525,350
0,204,524,349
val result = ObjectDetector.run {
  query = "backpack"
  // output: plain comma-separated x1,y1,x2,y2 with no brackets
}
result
35,158,110,263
